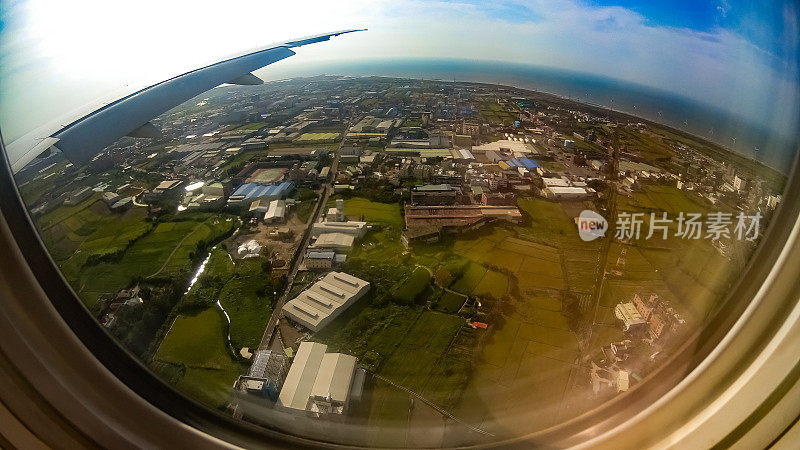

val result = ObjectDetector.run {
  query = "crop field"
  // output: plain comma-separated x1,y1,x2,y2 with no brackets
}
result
611,186,739,322
152,308,241,408
435,291,467,313
445,228,566,296
332,195,586,438
217,257,274,350
392,267,432,303
479,102,515,126
314,303,423,369
233,121,268,131
342,197,404,228
63,214,234,307
40,199,151,263
452,293,579,435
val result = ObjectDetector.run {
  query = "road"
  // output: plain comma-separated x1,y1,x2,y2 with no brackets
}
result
256,130,346,352
558,142,620,420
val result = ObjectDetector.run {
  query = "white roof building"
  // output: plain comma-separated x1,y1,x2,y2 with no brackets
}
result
544,186,596,199
264,199,286,222
542,177,571,188
309,232,355,252
277,342,358,417
615,302,646,331
282,272,370,333
311,221,367,239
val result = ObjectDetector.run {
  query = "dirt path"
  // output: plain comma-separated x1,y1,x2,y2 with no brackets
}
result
147,222,205,278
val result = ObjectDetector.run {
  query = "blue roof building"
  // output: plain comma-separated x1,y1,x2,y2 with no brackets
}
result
519,158,540,169
228,181,294,205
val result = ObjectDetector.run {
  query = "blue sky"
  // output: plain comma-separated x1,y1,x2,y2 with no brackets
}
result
1,0,798,150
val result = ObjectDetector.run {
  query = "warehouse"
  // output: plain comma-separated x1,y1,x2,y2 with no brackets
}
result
543,186,596,199
263,199,286,223
309,232,355,252
282,272,370,333
227,181,294,206
311,221,367,239
277,342,358,419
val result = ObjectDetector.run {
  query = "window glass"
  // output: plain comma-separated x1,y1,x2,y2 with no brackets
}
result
2,1,798,446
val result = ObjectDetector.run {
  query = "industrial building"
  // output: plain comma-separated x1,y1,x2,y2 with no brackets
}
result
227,181,294,206
282,272,370,333
309,232,355,252
263,199,286,223
311,221,367,239
305,251,335,269
277,342,362,419
410,184,459,206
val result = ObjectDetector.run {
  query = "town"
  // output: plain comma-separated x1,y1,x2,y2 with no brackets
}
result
15,75,786,446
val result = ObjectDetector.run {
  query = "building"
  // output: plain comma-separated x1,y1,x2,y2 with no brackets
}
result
305,251,335,269
326,198,345,222
410,184,459,206
277,342,359,419
614,302,646,331
544,186,596,199
64,187,94,206
282,272,370,333
264,199,286,223
153,180,183,195
101,191,120,206
202,182,226,197
227,181,294,206
339,146,362,164
311,221,367,239
309,232,355,252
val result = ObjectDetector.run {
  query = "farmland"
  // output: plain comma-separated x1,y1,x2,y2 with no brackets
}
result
311,195,586,440
38,194,235,307
152,308,242,408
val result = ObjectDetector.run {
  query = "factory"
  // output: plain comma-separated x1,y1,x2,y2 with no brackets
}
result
227,181,294,206
282,272,370,333
277,342,364,419
303,200,368,267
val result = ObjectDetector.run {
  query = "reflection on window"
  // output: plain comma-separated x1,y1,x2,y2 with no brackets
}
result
7,3,798,444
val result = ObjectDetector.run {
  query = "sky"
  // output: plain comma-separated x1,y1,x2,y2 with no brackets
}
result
1,0,798,147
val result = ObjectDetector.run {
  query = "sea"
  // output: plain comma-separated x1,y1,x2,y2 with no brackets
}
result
264,58,798,173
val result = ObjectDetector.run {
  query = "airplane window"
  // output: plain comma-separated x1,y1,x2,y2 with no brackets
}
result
1,1,798,447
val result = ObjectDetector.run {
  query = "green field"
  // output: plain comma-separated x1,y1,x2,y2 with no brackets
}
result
182,249,274,350
341,197,403,228
295,200,315,223
609,185,740,323
153,308,241,408
233,121,268,131
391,267,431,303
452,293,578,435
217,258,274,350
38,196,235,307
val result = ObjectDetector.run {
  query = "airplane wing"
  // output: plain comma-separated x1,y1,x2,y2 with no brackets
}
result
5,29,364,173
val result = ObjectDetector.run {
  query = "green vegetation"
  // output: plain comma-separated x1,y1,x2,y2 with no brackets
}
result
391,267,432,304
152,308,241,408
182,249,275,350
433,291,466,314
218,258,275,349
342,197,403,228
69,215,235,307
295,200,315,223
